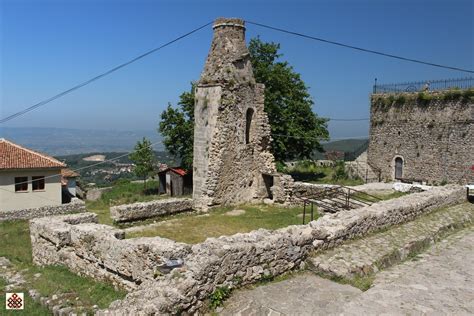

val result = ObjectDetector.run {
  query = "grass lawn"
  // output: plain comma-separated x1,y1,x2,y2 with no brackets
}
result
0,220,126,312
0,277,51,316
352,190,408,203
126,204,312,244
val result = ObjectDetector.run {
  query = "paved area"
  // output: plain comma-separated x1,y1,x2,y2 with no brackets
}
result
221,226,474,315
340,228,474,315
308,203,474,280
221,272,362,315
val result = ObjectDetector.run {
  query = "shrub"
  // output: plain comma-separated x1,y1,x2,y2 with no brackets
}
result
275,161,287,173
332,161,348,181
209,286,231,309
417,92,433,106
442,89,462,101
395,94,406,106
461,89,474,103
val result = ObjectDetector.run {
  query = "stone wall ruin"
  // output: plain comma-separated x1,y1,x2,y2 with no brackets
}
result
30,185,465,314
193,18,277,209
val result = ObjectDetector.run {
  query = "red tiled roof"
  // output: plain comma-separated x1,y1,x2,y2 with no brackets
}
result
0,138,66,170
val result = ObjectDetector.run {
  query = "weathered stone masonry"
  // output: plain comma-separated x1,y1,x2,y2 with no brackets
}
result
368,91,473,184
0,199,85,222
193,18,276,209
30,186,465,314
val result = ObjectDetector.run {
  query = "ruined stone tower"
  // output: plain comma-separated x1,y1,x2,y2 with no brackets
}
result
193,18,277,209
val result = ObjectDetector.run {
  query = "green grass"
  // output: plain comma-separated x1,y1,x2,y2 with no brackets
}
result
126,204,313,244
0,220,126,311
352,190,408,203
285,163,364,186
0,279,52,316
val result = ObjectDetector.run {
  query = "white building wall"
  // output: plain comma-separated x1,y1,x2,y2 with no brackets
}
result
0,169,62,211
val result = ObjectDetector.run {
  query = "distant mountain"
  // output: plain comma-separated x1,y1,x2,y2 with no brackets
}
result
313,138,369,160
0,127,163,156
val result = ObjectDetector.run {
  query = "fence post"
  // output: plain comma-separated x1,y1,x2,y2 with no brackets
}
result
303,200,306,225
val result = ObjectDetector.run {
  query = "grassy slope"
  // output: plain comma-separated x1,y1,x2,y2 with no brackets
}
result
0,221,126,312
86,180,170,225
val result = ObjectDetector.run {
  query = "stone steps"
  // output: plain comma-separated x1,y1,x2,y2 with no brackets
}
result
306,203,474,281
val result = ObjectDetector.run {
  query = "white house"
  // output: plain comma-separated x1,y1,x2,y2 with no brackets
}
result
0,138,66,211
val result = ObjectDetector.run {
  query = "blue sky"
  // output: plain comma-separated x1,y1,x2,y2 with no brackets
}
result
1,0,472,139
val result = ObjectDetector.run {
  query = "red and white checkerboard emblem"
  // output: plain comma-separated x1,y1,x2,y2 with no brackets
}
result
6,293,24,310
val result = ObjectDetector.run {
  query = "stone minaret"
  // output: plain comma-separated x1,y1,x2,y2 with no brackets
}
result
193,18,277,209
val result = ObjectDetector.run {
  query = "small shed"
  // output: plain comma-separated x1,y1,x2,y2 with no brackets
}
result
158,167,192,196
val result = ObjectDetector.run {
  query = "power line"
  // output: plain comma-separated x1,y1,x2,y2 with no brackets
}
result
0,21,213,124
325,118,369,121
246,20,474,74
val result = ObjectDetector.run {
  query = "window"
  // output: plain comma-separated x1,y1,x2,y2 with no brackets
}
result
245,108,254,144
14,177,28,192
32,176,45,191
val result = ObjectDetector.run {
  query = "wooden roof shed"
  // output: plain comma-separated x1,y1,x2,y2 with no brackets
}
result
158,168,192,196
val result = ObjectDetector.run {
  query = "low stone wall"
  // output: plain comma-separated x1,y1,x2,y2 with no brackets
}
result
30,213,189,291
110,198,194,222
292,182,337,199
0,199,86,222
30,186,465,314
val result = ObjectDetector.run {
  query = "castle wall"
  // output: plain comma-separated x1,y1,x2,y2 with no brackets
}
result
368,91,473,184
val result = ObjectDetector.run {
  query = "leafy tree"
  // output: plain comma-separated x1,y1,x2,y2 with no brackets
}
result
129,137,155,189
248,37,328,161
158,85,195,170
159,38,329,165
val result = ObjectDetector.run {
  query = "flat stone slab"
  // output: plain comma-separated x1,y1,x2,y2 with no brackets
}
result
340,227,474,315
307,203,474,280
220,226,474,315
221,272,362,315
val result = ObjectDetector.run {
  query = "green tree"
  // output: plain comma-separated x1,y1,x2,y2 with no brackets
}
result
248,37,329,161
129,137,155,189
158,85,195,170
159,38,329,165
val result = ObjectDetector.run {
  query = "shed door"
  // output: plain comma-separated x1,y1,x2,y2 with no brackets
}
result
395,157,403,179
166,173,171,194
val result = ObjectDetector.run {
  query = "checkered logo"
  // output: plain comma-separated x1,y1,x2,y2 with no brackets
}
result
6,293,24,310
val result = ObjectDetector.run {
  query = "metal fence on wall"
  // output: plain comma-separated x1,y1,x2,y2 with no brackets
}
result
373,77,474,94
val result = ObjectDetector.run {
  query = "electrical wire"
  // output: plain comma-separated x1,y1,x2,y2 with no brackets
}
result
246,20,474,74
0,21,213,124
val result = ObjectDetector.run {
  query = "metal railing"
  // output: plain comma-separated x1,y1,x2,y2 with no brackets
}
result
300,185,382,224
373,77,474,94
